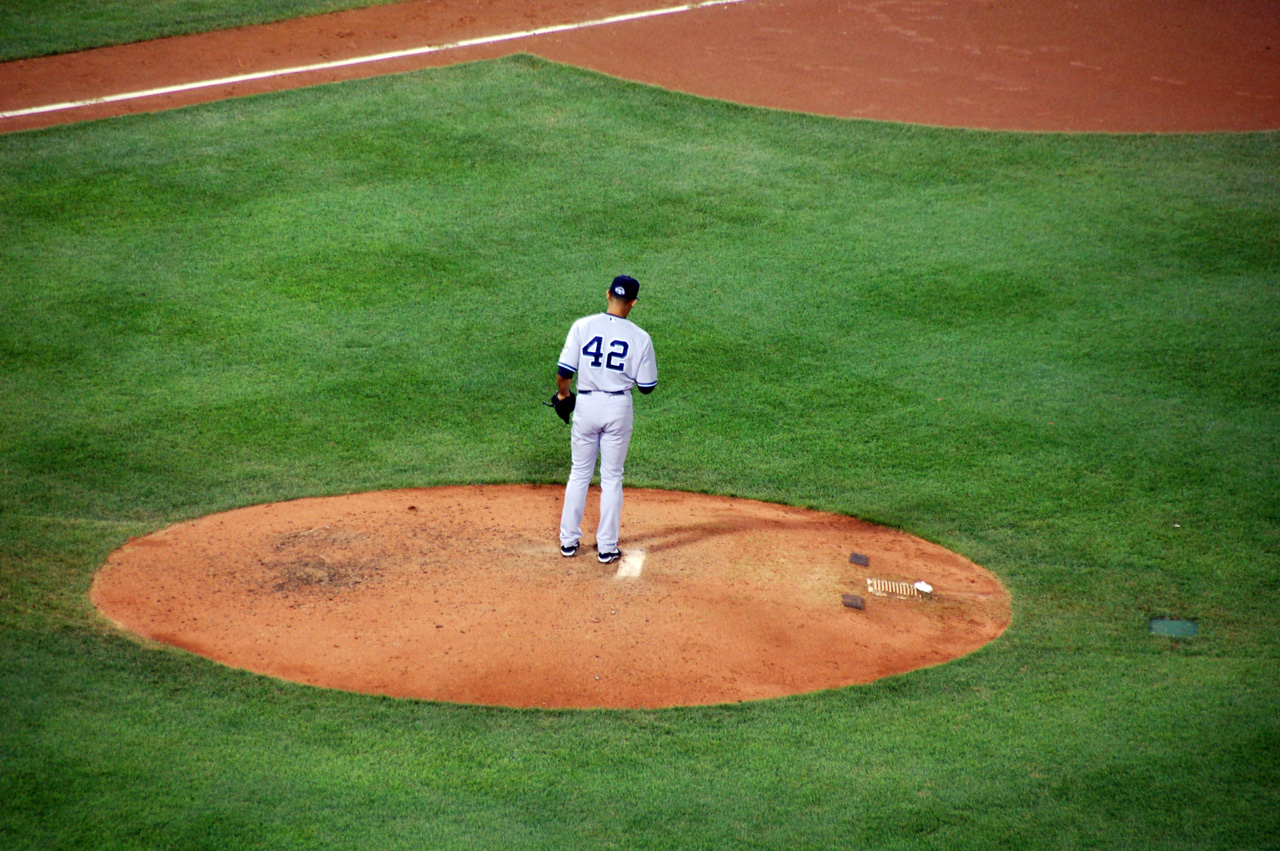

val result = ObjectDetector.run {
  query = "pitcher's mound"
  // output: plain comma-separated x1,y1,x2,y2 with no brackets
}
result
91,485,1010,709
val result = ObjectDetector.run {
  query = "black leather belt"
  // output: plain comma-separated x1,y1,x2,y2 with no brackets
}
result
579,390,628,395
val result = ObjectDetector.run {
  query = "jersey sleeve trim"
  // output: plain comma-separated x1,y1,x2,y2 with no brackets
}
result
557,364,577,378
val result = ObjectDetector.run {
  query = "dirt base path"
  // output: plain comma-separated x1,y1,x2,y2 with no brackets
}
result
2,0,1278,134
92,485,1010,709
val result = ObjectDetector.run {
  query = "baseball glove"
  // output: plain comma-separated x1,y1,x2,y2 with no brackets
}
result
544,391,575,425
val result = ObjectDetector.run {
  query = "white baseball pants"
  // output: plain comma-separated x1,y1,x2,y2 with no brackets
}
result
559,392,634,552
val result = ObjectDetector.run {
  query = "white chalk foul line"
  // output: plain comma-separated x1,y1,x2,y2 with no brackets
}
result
615,549,645,579
0,0,754,120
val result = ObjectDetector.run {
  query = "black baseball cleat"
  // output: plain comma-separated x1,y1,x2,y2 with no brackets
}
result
560,542,580,558
597,548,621,564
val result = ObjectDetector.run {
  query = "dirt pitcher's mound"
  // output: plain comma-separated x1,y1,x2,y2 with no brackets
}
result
91,485,1010,709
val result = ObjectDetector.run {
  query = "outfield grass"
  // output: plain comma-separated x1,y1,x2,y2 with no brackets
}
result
0,0,403,61
2,56,1278,849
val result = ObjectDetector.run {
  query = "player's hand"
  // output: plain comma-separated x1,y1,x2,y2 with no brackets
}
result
544,391,575,424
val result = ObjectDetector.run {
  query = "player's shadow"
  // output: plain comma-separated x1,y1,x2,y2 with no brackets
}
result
633,514,855,555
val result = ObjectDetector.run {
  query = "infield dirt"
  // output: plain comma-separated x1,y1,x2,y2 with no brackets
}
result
3,0,1278,133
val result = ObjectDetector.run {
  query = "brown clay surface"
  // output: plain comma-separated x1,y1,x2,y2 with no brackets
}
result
3,0,1278,134
92,485,1010,708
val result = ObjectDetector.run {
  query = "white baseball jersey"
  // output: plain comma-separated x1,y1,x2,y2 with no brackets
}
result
557,313,657,394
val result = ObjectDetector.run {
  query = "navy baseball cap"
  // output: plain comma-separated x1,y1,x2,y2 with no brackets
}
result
610,275,639,300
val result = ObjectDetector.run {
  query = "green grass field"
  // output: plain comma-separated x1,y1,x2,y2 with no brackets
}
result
2,52,1278,849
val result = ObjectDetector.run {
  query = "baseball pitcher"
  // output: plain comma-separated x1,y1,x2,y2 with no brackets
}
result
549,275,658,563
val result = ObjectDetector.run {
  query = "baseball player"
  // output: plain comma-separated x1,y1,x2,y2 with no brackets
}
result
551,275,658,563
